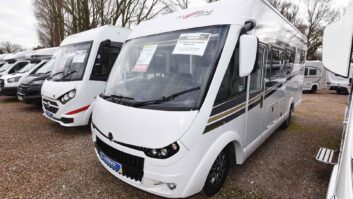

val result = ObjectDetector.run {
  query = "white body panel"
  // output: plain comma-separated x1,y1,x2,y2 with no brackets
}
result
41,25,131,127
322,1,353,199
303,61,328,92
91,0,307,198
327,65,353,94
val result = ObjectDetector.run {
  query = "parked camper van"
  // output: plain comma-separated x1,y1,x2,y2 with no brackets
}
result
90,0,307,197
303,61,328,93
0,52,31,78
17,50,58,103
327,64,353,94
0,48,57,96
316,1,353,198
41,25,131,127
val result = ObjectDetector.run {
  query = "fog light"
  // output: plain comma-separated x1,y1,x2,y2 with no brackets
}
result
167,183,176,190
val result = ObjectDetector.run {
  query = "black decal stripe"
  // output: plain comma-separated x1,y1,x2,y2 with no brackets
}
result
204,108,246,133
211,95,246,116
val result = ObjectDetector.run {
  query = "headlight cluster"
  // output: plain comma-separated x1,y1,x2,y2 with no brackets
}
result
8,76,21,83
144,142,180,159
31,80,45,85
59,89,76,104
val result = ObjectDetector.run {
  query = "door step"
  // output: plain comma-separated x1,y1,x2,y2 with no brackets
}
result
316,147,338,165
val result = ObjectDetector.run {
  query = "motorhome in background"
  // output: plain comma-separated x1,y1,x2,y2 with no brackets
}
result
327,64,353,94
303,61,328,93
315,1,353,198
0,51,31,78
41,25,131,127
90,0,307,197
17,53,57,104
0,54,8,68
0,47,58,96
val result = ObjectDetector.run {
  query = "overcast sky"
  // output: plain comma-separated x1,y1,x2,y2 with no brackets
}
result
0,0,350,50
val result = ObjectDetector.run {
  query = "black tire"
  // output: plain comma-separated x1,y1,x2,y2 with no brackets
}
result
311,85,317,93
336,89,341,94
281,106,292,129
203,149,229,197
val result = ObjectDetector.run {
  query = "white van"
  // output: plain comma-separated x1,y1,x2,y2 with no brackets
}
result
90,0,307,197
316,1,353,199
303,61,328,93
0,52,31,78
327,64,353,94
0,48,58,96
41,25,131,127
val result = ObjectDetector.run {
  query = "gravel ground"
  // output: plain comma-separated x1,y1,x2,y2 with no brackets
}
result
0,89,347,199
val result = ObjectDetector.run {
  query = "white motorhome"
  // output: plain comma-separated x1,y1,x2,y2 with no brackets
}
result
41,25,131,127
0,48,58,96
90,0,307,197
303,61,328,93
327,64,353,94
316,1,353,199
0,54,8,68
0,51,31,78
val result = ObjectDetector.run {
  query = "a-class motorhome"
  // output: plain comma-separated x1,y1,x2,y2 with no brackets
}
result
91,0,307,197
41,25,131,127
0,48,58,96
0,51,31,78
327,64,353,94
303,61,328,93
17,53,58,103
316,1,353,198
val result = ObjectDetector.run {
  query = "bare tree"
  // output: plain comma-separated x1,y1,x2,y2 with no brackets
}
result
0,42,24,53
304,0,340,60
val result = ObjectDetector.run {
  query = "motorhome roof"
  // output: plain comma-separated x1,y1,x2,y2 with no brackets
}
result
27,47,59,60
128,0,307,40
60,25,131,46
5,51,33,61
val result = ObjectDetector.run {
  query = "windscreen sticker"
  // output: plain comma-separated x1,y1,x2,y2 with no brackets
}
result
132,44,158,72
72,50,87,63
172,33,211,56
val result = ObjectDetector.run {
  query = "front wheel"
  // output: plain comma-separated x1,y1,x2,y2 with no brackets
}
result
203,150,229,197
281,106,292,129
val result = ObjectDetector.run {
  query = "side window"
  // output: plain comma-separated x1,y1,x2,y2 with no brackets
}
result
300,50,306,64
309,68,317,76
284,49,295,75
90,43,122,81
9,62,28,74
250,46,265,92
304,67,309,76
270,47,284,79
215,49,246,104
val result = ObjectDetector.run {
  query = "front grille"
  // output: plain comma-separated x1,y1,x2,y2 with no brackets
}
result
96,137,144,182
42,98,59,113
0,79,4,88
17,85,27,94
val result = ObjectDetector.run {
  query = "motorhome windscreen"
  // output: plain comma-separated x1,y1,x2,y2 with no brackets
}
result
50,42,92,81
104,25,229,110
17,63,38,73
0,63,13,72
34,58,55,75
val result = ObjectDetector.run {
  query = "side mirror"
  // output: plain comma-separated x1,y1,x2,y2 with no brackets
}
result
239,35,258,77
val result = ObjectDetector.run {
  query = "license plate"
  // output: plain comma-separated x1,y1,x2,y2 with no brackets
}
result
18,96,23,101
99,151,122,174
45,111,53,118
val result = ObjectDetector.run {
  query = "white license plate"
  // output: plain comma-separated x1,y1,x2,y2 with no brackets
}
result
45,111,54,118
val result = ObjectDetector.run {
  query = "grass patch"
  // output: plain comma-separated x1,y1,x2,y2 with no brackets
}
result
287,119,317,133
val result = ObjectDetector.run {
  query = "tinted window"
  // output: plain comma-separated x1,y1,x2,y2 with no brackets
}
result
270,48,284,79
300,50,306,64
309,69,317,76
90,43,122,81
304,68,309,76
250,46,265,92
9,62,28,74
215,49,246,104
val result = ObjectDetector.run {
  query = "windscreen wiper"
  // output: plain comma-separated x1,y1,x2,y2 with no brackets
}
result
48,71,64,80
101,94,135,104
132,87,201,107
59,70,77,80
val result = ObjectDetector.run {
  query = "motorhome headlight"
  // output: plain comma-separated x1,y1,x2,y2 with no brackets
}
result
145,142,180,159
8,76,21,83
59,89,76,104
31,80,44,85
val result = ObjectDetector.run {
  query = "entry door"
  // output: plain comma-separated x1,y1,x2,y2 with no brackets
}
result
244,45,266,147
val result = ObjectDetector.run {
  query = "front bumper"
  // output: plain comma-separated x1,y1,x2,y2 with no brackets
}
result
42,97,90,127
91,126,203,198
17,84,42,103
0,86,18,96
